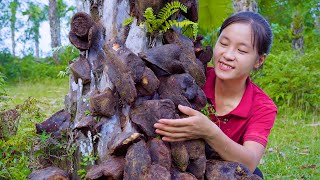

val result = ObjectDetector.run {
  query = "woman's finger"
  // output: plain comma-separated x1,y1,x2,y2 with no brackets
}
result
158,118,191,127
154,123,188,133
162,136,188,142
155,129,189,139
178,104,200,116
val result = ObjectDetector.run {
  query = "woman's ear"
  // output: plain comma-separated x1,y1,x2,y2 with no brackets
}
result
254,54,266,69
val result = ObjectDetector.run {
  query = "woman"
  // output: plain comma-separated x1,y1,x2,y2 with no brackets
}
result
154,11,277,178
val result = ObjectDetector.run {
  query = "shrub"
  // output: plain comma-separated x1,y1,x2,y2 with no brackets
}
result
0,72,6,96
253,48,320,115
0,50,76,82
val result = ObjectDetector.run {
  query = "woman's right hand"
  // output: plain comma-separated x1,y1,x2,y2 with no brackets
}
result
154,105,219,142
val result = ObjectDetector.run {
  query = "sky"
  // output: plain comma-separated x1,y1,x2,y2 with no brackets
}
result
2,0,75,58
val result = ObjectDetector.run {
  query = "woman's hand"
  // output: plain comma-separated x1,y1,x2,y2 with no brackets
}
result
154,104,218,142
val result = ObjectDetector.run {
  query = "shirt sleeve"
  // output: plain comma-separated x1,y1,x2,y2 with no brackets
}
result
243,105,277,147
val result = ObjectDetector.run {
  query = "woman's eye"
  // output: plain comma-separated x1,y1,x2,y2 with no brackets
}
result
238,49,248,54
220,42,227,46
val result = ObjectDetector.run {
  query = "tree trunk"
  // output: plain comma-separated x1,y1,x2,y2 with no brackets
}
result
316,15,320,30
10,0,19,57
233,0,258,13
291,10,304,52
11,27,16,57
34,19,41,60
49,0,62,64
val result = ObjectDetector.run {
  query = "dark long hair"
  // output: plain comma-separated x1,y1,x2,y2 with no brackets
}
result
219,11,273,56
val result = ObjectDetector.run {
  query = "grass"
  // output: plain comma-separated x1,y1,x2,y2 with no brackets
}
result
260,110,319,179
0,78,69,179
1,78,69,117
1,78,319,179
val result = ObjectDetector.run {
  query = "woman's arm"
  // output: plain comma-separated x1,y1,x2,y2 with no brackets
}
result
154,105,264,172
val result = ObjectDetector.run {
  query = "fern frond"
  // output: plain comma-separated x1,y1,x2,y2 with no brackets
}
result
144,7,156,22
144,7,157,32
157,1,187,23
160,19,198,38
191,23,198,39
123,16,134,26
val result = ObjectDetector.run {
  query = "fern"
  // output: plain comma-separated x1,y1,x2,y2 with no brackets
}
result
143,8,157,33
158,1,187,22
161,19,198,37
123,16,134,26
140,1,198,38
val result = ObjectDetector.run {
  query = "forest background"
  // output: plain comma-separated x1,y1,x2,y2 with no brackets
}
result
0,0,319,179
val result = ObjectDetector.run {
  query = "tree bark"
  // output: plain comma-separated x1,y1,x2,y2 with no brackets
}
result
316,15,320,30
49,0,62,64
11,26,16,57
10,0,19,57
291,10,304,52
233,0,258,13
35,37,39,59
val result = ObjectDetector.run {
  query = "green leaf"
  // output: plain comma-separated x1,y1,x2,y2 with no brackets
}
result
123,16,134,26
198,0,233,31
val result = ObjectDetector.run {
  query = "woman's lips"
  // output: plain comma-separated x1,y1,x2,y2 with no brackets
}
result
218,61,234,71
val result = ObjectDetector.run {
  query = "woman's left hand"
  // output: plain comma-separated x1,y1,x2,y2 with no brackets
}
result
154,104,217,142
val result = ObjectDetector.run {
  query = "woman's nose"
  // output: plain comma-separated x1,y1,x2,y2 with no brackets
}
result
223,48,236,61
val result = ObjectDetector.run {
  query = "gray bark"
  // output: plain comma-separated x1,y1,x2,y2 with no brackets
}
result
35,38,39,59
291,11,304,52
233,0,258,13
49,0,62,64
315,15,319,31
11,28,16,57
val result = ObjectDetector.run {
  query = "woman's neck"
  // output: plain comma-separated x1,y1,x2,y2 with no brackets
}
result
215,78,247,98
214,77,247,116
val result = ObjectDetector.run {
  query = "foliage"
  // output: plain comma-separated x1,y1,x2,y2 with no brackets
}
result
56,45,79,78
269,23,292,53
56,0,76,18
0,97,46,179
22,2,47,58
0,78,71,178
123,16,134,26
253,48,320,114
141,1,198,38
0,48,77,82
200,103,216,117
198,0,233,32
22,2,47,41
0,72,7,96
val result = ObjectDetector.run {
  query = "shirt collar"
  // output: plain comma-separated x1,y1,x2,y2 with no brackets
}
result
203,67,253,119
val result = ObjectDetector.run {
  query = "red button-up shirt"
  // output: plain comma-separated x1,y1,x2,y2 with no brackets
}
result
202,67,277,147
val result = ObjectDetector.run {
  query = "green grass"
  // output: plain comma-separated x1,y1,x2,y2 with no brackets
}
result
1,78,319,179
1,78,69,117
0,78,69,179
260,111,319,179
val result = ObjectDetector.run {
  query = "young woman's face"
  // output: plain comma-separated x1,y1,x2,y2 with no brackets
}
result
213,23,263,82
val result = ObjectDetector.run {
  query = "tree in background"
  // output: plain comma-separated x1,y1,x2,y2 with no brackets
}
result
9,0,20,57
233,0,258,13
291,9,304,52
49,0,61,64
48,0,75,64
23,2,47,59
259,0,319,52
